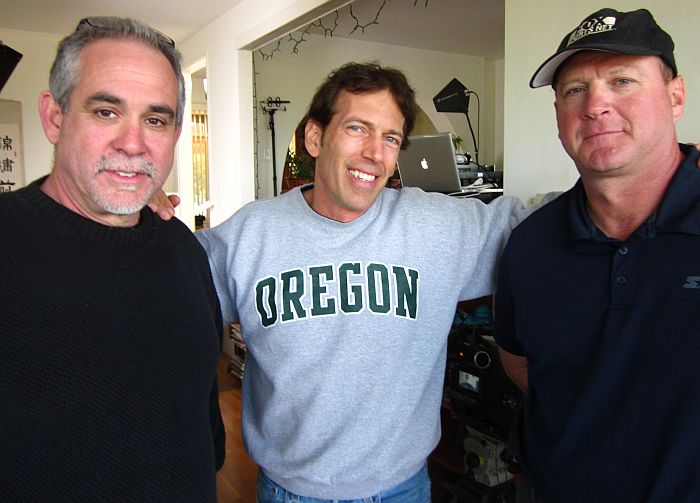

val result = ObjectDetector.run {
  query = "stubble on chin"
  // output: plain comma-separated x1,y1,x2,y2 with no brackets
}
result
90,156,158,215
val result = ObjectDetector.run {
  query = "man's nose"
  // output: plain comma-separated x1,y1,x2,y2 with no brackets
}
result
361,134,384,163
581,86,612,120
113,118,147,156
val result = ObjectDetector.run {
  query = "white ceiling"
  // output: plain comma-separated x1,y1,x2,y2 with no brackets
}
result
0,0,244,43
0,0,504,59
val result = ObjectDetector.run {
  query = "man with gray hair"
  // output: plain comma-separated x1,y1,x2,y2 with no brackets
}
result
0,16,225,501
495,8,700,502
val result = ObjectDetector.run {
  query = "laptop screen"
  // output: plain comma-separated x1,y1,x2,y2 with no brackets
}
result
397,133,462,193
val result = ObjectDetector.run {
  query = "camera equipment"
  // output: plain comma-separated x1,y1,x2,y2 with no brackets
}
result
445,322,522,497
434,77,482,167
447,325,521,440
0,42,22,93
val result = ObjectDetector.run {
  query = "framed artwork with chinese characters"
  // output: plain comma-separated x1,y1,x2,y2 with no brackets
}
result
0,99,24,193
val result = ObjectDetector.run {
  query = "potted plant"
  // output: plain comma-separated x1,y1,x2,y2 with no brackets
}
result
281,147,314,192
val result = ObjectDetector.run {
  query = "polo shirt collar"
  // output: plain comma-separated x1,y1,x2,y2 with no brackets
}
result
568,143,700,243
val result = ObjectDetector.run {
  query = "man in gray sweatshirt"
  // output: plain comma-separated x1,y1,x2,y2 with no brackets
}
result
196,62,526,502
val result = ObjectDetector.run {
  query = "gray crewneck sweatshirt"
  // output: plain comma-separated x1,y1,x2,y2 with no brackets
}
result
197,186,524,499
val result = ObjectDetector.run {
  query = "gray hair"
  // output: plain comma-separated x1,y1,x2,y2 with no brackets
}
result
49,16,186,127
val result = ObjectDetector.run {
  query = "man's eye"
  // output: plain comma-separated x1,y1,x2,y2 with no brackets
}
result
96,109,117,119
562,86,585,97
146,117,167,128
348,125,364,134
616,78,632,86
385,136,401,147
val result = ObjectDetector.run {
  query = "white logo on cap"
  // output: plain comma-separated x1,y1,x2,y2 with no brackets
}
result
567,16,617,46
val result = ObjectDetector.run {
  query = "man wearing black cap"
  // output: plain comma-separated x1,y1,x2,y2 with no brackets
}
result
494,8,700,503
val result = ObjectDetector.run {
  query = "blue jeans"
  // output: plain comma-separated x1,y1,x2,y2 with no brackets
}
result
256,465,431,503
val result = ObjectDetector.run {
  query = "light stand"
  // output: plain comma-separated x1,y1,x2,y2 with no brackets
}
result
433,78,481,167
260,97,290,196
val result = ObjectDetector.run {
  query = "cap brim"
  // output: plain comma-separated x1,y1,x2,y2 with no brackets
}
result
530,49,586,88
529,45,665,88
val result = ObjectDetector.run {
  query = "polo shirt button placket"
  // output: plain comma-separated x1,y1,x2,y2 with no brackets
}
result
611,244,632,306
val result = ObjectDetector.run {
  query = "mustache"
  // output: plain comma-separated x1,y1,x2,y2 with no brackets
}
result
95,156,156,177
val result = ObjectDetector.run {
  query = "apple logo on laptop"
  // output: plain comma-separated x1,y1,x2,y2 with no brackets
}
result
420,158,429,170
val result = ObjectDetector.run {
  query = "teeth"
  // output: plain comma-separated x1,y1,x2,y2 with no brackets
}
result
349,169,376,182
117,172,136,177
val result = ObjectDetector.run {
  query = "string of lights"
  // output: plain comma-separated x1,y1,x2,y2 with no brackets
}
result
312,10,339,38
348,1,387,35
257,0,429,60
252,56,261,197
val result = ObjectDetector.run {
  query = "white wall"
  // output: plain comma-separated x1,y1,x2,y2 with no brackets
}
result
0,28,62,183
253,32,500,199
492,58,505,169
503,0,700,204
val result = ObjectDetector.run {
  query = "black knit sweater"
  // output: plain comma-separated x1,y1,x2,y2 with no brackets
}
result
0,179,225,502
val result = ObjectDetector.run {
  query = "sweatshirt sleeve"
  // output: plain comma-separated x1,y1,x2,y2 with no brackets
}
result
196,228,239,325
452,194,526,300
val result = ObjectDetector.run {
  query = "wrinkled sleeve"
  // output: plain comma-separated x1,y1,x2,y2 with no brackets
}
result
196,228,239,325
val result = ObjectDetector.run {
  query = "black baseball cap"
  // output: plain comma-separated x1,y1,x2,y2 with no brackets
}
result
530,8,676,88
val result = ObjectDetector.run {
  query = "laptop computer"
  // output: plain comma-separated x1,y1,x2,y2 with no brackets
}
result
397,133,465,194
397,133,503,198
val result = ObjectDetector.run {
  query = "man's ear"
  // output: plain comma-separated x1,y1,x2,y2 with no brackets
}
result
38,91,63,145
669,75,686,124
304,119,322,158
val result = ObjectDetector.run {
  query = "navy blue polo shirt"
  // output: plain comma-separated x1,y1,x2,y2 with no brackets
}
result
495,144,700,503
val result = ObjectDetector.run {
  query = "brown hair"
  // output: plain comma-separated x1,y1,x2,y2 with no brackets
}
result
306,62,417,148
